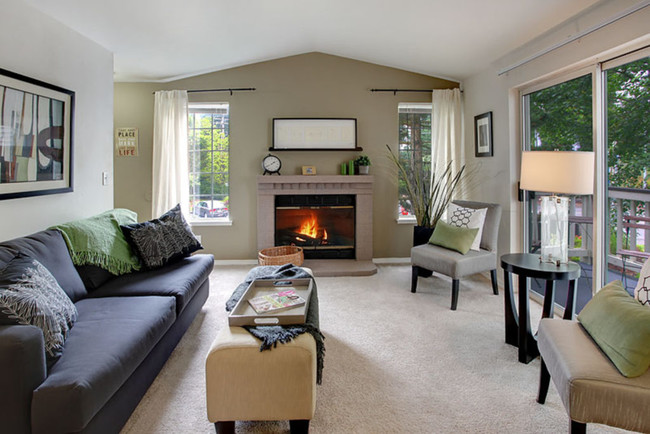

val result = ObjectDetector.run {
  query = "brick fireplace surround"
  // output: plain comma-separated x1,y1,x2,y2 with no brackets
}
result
257,175,377,276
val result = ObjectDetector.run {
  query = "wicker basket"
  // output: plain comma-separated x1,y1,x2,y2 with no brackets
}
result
257,246,304,266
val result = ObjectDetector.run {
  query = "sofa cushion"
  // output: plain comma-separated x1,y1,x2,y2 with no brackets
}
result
121,204,203,270
0,230,86,302
75,264,115,291
0,254,78,362
31,295,176,433
578,280,650,377
88,254,214,316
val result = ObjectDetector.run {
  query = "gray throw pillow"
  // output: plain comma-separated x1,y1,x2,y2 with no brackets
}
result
120,204,203,269
0,254,78,361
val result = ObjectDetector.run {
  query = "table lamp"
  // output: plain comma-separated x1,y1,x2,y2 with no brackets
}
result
520,150,594,265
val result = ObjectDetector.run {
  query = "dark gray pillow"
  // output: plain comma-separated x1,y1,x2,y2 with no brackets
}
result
120,204,203,269
0,254,78,361
75,265,115,290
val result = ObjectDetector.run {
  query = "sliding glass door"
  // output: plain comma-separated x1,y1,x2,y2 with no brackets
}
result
520,47,650,312
521,72,594,312
603,51,650,292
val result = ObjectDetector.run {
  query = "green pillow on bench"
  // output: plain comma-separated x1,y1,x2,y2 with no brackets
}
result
578,280,650,377
428,220,479,255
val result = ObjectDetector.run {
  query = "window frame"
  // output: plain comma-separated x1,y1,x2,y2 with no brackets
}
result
396,102,432,224
187,102,231,225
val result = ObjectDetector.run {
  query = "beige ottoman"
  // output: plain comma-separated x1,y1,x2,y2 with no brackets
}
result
205,325,317,433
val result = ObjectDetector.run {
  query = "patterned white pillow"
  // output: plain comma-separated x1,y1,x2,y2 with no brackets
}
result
634,259,650,306
446,203,487,251
0,254,78,361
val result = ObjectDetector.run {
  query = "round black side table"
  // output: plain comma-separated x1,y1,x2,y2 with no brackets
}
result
500,253,581,364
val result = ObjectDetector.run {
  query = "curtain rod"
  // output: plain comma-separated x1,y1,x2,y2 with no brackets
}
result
153,88,256,95
370,88,462,95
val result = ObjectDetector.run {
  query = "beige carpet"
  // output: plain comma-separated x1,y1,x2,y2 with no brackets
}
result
121,264,625,434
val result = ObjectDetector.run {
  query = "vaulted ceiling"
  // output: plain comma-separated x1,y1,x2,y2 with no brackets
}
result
24,0,603,82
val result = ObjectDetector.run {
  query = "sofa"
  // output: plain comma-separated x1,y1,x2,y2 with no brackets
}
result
0,228,214,433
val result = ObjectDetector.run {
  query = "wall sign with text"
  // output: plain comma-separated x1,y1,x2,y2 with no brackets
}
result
115,127,139,157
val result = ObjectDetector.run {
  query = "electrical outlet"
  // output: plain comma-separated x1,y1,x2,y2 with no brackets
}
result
102,171,109,186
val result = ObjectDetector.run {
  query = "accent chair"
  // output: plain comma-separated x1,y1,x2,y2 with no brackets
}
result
410,200,502,310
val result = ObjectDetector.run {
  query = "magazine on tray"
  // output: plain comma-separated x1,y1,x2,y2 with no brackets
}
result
248,289,306,314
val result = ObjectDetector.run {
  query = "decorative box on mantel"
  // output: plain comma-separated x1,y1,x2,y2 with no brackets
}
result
257,175,376,276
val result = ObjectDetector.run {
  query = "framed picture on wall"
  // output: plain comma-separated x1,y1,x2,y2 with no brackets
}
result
272,118,360,150
0,68,74,200
474,111,493,157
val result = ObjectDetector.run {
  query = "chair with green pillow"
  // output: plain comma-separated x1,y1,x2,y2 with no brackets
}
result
537,277,650,433
410,200,502,310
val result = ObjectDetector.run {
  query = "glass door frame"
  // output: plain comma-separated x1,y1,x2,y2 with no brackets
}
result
520,66,598,297
519,46,650,296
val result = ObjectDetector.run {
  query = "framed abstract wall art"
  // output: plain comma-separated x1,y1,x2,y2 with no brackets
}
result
0,68,74,200
474,111,493,157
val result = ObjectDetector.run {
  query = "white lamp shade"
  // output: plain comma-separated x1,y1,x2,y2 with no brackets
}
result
520,151,594,195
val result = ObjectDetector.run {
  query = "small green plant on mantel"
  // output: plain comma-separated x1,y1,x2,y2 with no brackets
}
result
354,155,371,166
386,144,465,228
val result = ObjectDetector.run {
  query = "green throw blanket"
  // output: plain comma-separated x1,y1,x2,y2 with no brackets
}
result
51,209,141,275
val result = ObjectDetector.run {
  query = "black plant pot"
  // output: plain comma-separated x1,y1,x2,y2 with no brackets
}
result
413,225,435,246
413,225,434,277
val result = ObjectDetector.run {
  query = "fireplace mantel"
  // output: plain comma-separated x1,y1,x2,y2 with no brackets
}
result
257,175,376,276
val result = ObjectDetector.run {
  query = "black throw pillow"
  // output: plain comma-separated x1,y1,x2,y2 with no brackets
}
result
0,253,78,362
121,204,203,269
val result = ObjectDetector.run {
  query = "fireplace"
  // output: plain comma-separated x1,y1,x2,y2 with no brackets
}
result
275,194,355,259
257,175,376,276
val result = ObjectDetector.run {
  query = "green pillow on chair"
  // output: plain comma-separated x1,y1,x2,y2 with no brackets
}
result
428,220,479,255
578,280,650,377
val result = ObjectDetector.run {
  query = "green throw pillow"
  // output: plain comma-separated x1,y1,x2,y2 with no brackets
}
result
428,220,479,255
578,280,650,377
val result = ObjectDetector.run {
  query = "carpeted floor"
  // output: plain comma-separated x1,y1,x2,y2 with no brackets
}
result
121,264,625,434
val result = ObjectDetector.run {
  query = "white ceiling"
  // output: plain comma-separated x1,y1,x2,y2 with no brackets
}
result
24,0,603,82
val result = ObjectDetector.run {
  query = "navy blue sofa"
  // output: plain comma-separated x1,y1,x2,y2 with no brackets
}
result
0,229,214,434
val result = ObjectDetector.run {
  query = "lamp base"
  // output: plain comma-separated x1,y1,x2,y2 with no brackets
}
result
540,195,569,266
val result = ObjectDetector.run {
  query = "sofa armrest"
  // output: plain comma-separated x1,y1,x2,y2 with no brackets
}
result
0,325,47,434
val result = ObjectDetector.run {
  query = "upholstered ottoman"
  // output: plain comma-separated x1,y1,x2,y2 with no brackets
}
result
205,325,317,433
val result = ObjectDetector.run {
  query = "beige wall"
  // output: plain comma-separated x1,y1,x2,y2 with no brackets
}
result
462,0,650,278
114,52,457,260
0,2,114,241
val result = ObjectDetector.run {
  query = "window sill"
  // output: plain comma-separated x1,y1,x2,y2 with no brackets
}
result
189,218,233,227
397,216,416,225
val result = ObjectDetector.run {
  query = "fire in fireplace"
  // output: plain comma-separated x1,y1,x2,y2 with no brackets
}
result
275,194,355,259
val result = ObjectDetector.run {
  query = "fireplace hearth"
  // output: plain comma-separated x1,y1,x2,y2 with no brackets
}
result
257,175,376,276
275,194,355,259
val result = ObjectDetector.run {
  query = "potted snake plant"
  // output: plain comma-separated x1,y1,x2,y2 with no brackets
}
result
386,144,465,245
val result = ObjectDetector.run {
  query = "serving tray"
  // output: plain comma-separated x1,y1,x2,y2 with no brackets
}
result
228,278,313,326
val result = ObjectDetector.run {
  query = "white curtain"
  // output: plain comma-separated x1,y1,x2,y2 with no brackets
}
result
152,90,189,218
432,88,465,189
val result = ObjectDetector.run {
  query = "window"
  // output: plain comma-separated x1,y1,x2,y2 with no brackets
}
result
397,103,432,220
188,103,229,221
